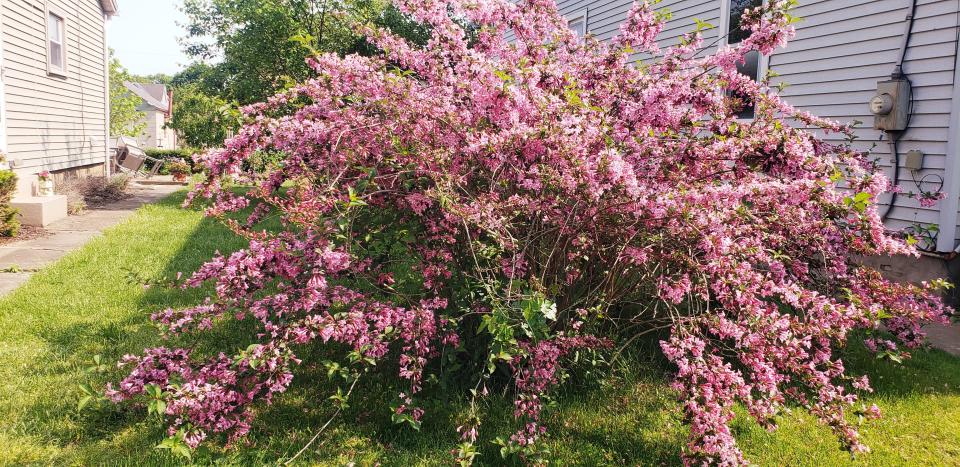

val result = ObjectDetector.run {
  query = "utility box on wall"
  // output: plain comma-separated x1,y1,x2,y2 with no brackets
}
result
870,78,911,131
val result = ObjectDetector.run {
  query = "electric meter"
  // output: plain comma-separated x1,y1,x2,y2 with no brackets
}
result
869,93,894,115
871,78,911,131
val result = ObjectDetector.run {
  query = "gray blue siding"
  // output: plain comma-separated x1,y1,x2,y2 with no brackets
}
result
558,0,960,249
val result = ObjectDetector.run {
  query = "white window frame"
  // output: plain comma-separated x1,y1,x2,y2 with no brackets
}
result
718,0,768,119
45,3,68,78
567,8,589,38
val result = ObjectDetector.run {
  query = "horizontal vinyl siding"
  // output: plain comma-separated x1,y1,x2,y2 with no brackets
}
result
561,0,721,47
568,0,958,241
771,0,959,233
2,0,108,174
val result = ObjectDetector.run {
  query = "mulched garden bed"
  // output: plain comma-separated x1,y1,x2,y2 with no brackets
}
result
0,225,49,247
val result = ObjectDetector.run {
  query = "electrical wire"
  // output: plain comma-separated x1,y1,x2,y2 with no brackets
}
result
893,0,918,78
879,78,914,220
880,135,901,221
879,0,918,221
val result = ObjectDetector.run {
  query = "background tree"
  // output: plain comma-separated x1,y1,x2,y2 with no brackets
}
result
108,50,146,137
169,62,220,92
180,0,383,105
166,84,238,149
168,0,431,148
178,0,431,105
138,73,173,85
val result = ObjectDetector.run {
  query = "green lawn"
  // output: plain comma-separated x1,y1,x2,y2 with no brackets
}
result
0,191,958,466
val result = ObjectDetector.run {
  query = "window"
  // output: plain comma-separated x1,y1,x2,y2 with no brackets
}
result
567,9,588,37
721,0,765,118
47,9,66,76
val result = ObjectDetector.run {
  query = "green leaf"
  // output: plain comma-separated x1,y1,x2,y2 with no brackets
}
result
693,18,715,31
172,444,192,459
564,86,584,107
347,186,368,207
145,383,162,398
78,396,93,411
391,411,422,430
493,69,513,82
156,435,193,460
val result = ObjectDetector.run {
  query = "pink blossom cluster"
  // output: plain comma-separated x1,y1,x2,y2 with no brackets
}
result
108,0,952,464
509,336,610,448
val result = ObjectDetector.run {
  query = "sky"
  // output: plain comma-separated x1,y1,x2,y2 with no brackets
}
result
107,1,193,77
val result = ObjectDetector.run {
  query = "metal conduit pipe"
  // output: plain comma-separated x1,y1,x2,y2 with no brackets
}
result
880,0,917,221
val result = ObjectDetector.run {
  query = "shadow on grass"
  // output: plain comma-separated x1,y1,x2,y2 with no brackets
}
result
838,337,960,398
90,192,687,465
8,190,960,466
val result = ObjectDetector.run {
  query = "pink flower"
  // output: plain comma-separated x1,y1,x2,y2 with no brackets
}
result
106,0,951,463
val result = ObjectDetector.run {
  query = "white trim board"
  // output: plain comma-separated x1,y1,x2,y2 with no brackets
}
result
567,8,589,37
103,11,111,176
936,30,960,252
0,14,6,155
718,0,769,121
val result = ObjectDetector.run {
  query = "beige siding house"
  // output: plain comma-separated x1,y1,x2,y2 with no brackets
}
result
0,0,117,206
124,81,178,150
561,0,960,281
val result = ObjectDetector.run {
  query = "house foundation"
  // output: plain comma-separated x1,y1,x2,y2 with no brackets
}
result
10,162,105,226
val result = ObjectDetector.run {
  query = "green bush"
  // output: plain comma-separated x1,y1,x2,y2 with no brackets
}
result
144,148,195,160
244,149,286,174
0,171,20,237
144,148,198,175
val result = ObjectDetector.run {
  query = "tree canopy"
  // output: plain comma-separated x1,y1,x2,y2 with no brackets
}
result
180,0,392,105
168,0,429,147
166,84,238,149
108,50,146,138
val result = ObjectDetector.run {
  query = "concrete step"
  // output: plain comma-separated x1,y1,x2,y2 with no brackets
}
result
10,195,68,227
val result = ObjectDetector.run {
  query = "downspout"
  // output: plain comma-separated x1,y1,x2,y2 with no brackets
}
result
937,2,960,253
103,12,111,177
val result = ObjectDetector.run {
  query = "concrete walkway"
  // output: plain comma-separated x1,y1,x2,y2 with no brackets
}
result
926,324,960,357
0,181,184,296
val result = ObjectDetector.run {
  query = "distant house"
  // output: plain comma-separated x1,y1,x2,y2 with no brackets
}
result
557,0,960,281
123,81,178,150
0,0,118,223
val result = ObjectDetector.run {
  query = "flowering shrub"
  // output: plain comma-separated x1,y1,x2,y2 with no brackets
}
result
105,0,952,464
166,158,192,179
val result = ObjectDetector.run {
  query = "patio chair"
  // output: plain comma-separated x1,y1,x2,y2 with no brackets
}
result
112,137,164,178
